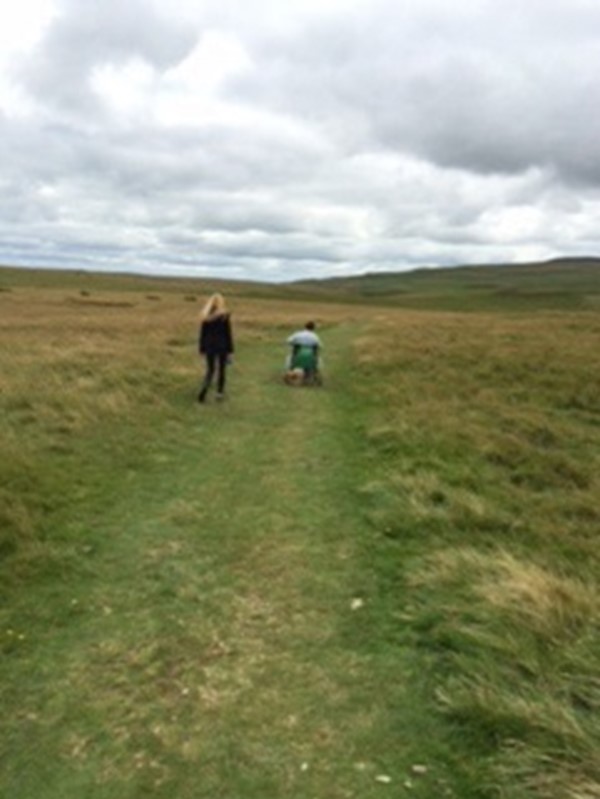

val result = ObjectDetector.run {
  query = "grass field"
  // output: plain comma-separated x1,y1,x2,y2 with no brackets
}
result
1,266,599,798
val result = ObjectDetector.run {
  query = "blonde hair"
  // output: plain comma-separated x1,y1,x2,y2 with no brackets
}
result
202,292,227,320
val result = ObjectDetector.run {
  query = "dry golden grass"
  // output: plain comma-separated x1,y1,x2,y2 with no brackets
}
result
0,284,367,429
414,548,598,641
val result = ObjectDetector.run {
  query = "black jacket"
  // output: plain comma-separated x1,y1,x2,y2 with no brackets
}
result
199,313,234,355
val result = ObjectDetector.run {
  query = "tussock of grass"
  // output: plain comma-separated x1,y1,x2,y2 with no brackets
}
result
477,553,597,637
415,549,597,641
406,548,600,794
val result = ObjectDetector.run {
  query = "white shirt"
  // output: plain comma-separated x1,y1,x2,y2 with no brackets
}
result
287,330,322,348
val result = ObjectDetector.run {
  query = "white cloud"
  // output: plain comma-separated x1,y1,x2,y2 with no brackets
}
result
0,0,56,117
91,58,156,118
0,0,55,55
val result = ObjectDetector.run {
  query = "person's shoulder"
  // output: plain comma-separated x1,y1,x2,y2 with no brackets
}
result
205,311,230,323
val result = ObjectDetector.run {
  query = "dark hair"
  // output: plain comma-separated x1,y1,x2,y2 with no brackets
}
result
305,321,315,330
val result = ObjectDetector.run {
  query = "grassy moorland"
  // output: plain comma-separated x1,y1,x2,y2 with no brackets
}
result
0,265,599,798
294,257,600,312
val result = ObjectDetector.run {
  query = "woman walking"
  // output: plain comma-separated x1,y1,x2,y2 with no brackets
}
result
197,293,234,403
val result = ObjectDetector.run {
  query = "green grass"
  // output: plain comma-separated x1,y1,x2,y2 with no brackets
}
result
350,310,600,798
1,274,599,798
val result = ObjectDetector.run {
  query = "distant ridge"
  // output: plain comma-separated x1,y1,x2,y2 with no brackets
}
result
1,257,599,312
293,256,600,285
289,257,600,312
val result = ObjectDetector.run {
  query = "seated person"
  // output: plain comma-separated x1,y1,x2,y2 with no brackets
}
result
286,321,322,382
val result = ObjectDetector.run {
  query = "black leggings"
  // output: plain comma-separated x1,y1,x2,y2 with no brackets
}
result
201,352,228,394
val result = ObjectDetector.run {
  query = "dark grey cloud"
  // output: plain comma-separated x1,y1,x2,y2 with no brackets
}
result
229,0,600,183
18,0,196,119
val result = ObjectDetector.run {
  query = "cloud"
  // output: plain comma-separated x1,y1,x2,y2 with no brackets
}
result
16,0,195,122
230,0,600,183
1,0,600,281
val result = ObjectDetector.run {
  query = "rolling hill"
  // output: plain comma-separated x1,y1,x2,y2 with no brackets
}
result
2,256,599,312
291,257,600,311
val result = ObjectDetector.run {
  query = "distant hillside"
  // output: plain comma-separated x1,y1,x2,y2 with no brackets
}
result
2,257,599,312
292,257,600,311
0,265,292,303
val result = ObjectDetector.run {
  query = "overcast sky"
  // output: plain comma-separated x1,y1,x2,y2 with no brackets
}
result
1,0,599,282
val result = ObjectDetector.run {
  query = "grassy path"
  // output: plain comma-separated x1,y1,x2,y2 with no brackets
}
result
1,324,455,799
